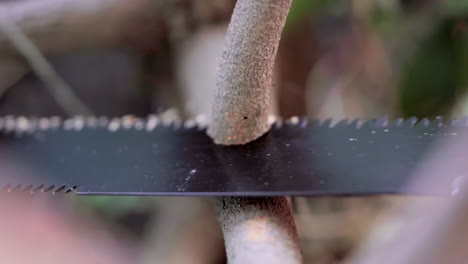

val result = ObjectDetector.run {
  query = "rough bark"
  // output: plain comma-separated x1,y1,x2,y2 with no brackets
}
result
207,0,293,145
216,197,302,264
208,1,301,262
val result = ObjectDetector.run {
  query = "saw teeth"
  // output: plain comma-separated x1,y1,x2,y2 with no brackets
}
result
299,117,308,127
41,185,54,193
146,115,159,131
376,116,389,127
308,119,320,127
159,115,180,128
321,118,332,128
72,116,85,131
273,118,283,129
431,116,444,127
194,115,209,130
349,119,361,128
286,116,300,125
12,184,23,192
133,118,145,130
108,118,120,132
460,116,468,126
1,115,466,134
97,117,109,127
31,185,43,193
332,118,360,128
334,119,349,128
360,119,377,129
390,118,404,127
450,117,468,126
284,116,313,127
15,116,30,133
27,118,39,133
183,119,196,129
5,116,15,133
121,115,136,129
171,120,183,129
22,184,33,192
38,117,53,130
65,186,77,193
416,118,430,127
267,115,277,126
63,118,74,130
7,184,78,194
63,116,85,131
85,117,98,128
451,119,459,126
52,185,66,194
404,117,418,127
49,116,62,129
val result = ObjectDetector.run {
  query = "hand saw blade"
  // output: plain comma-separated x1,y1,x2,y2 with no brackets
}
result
0,116,466,196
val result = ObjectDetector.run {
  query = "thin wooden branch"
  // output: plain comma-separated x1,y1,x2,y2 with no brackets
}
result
0,12,91,115
216,197,302,264
207,0,301,262
207,0,292,145
0,58,27,98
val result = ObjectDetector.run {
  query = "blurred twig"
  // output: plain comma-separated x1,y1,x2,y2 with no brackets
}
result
140,198,224,264
0,59,27,98
0,0,154,56
0,11,92,115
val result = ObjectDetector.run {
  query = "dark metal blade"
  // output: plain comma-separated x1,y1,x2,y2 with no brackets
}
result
0,117,466,196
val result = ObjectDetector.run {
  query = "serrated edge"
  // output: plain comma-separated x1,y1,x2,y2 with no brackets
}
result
1,115,467,195
0,183,77,194
0,114,212,134
1,115,468,134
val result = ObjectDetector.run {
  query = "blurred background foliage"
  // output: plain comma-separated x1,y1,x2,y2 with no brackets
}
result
0,0,467,263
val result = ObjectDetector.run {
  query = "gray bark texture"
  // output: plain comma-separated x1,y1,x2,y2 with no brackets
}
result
216,197,303,264
207,0,293,145
208,0,302,263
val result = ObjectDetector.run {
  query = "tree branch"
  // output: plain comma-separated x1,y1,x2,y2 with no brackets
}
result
216,197,302,264
207,0,292,145
0,58,27,98
207,0,301,263
0,12,92,115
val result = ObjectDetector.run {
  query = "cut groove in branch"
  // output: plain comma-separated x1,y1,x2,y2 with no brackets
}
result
208,0,301,262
